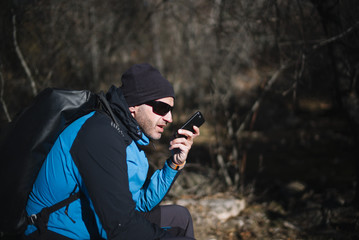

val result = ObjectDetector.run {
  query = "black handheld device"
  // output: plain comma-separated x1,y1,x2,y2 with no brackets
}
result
174,111,205,138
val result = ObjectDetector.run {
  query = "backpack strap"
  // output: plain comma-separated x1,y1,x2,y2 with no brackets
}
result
97,92,120,127
28,186,81,234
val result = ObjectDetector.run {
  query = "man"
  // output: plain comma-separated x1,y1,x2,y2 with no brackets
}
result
25,63,199,239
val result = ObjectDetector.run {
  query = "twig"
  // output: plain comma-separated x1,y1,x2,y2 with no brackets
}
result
0,70,11,122
282,18,355,98
313,20,359,50
12,11,37,96
236,64,288,136
217,151,233,186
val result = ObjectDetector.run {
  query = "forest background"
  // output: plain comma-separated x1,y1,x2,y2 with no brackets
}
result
0,0,359,239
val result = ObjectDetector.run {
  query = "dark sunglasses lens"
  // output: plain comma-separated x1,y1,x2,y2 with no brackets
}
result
153,102,172,116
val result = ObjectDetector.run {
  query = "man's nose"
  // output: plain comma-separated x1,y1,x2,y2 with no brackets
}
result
163,111,173,123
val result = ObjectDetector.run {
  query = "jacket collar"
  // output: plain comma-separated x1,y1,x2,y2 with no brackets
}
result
105,85,149,145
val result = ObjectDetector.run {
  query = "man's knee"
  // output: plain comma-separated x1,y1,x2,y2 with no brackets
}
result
161,205,195,239
173,205,190,215
178,205,190,214
168,205,192,221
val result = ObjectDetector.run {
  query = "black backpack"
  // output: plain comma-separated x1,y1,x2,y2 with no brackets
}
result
0,88,117,236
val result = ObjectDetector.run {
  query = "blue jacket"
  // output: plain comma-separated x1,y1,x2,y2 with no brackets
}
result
25,86,179,239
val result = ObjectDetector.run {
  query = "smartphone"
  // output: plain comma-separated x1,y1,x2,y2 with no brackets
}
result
174,111,205,138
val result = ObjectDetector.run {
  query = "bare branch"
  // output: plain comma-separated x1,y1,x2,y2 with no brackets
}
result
217,152,233,186
313,20,359,50
236,64,288,136
12,12,38,96
0,70,11,122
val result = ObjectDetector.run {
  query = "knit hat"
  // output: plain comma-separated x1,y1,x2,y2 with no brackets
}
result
120,63,175,107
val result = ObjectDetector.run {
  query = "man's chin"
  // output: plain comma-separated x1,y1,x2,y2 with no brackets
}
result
146,131,162,140
152,133,162,140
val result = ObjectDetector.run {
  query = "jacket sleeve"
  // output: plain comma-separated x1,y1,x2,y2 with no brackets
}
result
70,113,167,240
132,161,179,212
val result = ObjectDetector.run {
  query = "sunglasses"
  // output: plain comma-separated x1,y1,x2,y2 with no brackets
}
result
145,100,173,116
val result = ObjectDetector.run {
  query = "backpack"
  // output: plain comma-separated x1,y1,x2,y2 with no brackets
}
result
0,88,117,236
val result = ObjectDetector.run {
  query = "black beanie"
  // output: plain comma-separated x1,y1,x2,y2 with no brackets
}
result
120,63,175,107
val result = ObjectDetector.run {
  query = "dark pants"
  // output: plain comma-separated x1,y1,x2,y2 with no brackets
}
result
140,205,195,240
25,205,195,240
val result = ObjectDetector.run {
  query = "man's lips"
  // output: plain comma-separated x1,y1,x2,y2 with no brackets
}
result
157,125,165,132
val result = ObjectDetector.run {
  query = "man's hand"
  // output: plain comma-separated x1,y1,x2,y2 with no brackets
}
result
169,126,200,166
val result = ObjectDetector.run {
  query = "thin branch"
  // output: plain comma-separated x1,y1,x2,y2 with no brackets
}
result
278,21,359,49
12,11,38,96
282,53,305,101
313,20,359,50
0,70,11,122
217,152,233,186
236,64,288,136
282,18,354,97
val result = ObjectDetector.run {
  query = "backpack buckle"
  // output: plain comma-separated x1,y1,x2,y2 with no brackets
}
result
28,214,38,225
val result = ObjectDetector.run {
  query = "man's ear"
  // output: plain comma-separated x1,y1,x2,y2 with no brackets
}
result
129,106,137,117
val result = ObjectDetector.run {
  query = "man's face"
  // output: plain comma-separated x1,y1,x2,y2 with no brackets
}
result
130,97,174,140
